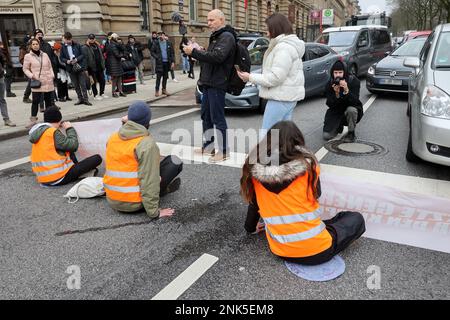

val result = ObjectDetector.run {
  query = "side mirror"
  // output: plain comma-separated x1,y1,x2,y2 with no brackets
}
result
404,57,420,75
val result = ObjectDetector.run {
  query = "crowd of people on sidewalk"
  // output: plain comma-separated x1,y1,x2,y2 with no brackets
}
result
26,10,366,268
1,28,201,129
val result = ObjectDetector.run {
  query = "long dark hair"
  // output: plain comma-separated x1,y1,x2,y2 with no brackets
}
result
265,13,293,39
240,121,319,203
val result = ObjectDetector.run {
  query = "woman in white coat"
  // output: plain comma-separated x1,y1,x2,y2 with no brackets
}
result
237,13,305,131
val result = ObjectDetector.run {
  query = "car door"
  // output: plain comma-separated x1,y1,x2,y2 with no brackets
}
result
355,29,371,75
303,46,314,96
315,46,333,86
304,45,329,96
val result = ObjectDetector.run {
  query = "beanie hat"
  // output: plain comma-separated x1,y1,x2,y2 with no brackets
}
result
128,101,151,127
331,60,345,72
34,29,43,36
44,106,62,123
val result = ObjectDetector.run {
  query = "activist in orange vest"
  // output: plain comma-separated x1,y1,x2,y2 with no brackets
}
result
30,107,102,186
241,121,365,265
104,101,183,218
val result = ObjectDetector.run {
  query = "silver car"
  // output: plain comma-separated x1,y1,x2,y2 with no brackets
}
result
195,43,339,113
404,24,450,166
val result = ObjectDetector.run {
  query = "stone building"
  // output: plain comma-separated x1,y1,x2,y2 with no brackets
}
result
0,0,357,77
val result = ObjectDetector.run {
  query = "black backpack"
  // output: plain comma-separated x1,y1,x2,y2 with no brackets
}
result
227,41,251,96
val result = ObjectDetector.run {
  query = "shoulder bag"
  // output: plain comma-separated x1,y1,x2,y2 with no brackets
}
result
30,54,43,89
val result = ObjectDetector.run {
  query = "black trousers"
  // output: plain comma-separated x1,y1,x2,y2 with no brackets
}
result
188,58,195,77
52,154,102,186
90,68,106,97
283,211,366,266
31,92,53,117
70,72,89,102
160,155,183,196
155,62,169,91
56,79,69,100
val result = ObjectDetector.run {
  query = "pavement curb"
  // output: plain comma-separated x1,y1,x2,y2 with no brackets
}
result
0,86,197,142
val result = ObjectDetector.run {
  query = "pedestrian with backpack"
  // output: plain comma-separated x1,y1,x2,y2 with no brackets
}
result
182,9,237,163
237,13,305,133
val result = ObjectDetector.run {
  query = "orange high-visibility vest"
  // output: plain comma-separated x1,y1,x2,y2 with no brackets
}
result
253,169,332,258
30,127,74,184
103,132,144,203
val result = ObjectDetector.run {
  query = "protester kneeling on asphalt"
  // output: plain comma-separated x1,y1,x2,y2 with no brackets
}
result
241,121,366,265
323,60,363,143
103,101,183,218
30,107,102,186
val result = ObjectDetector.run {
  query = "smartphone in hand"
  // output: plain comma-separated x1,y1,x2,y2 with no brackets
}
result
234,64,241,72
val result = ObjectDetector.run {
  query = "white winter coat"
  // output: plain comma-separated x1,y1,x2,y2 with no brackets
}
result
249,34,305,102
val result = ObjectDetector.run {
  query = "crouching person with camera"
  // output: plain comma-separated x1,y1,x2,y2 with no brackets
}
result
103,101,183,219
30,107,102,186
323,61,363,143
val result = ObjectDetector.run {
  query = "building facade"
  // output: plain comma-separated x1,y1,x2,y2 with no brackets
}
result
0,0,359,75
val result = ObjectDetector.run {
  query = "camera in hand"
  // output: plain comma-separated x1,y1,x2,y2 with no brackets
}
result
333,77,342,86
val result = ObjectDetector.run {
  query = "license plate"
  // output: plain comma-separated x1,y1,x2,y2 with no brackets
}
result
379,79,403,86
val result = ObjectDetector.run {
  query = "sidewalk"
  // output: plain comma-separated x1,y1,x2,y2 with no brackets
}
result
0,68,199,141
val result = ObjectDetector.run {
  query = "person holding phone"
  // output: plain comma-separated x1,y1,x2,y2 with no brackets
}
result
236,14,305,132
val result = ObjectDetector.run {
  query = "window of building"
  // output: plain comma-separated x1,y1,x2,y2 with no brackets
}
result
231,1,236,26
213,0,219,9
190,0,198,22
257,0,261,30
139,0,149,31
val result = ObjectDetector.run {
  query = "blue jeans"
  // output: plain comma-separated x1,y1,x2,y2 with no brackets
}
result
201,87,228,153
261,100,297,131
182,55,190,72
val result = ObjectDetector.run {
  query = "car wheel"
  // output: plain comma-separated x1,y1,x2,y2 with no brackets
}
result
259,98,267,114
406,126,420,162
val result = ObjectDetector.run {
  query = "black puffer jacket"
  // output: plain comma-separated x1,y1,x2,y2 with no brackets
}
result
323,61,363,133
106,40,126,77
191,25,237,91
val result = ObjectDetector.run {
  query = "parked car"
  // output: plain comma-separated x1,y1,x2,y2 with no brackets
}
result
366,37,427,93
237,33,270,50
403,30,432,42
195,43,340,113
316,25,392,77
392,36,404,49
404,23,450,166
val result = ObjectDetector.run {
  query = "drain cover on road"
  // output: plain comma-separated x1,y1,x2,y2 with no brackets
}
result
325,140,388,157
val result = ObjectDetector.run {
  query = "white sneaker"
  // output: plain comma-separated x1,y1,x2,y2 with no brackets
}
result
172,79,179,83
101,94,108,99
94,96,103,101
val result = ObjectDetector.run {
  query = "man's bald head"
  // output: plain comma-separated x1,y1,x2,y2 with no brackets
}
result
207,9,226,32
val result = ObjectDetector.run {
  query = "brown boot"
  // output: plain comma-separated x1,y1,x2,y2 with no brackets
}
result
155,90,160,97
26,116,38,129
162,89,170,96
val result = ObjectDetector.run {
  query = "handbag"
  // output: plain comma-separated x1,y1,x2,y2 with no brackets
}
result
30,54,43,89
72,62,83,73
121,60,136,71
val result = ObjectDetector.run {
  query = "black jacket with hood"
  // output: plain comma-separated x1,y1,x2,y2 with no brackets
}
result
323,61,363,133
191,25,237,91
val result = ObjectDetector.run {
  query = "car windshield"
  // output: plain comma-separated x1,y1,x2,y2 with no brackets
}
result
391,38,426,57
434,32,450,68
238,39,254,48
316,31,358,47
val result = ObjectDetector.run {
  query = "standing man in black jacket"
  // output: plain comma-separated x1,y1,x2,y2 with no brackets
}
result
126,35,145,85
61,32,91,106
323,61,363,143
183,9,236,163
84,34,106,100
147,31,158,78
151,32,175,97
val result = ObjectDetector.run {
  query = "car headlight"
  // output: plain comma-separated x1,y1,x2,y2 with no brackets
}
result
245,82,256,87
368,66,375,75
421,85,450,119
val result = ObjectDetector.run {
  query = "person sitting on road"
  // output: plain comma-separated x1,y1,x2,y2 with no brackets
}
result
29,107,102,186
103,101,183,219
241,121,366,265
323,60,363,143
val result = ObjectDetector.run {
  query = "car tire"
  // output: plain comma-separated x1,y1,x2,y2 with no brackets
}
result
406,127,420,162
259,98,267,114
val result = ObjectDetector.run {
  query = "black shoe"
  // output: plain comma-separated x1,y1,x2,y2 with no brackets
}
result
183,71,186,74
23,97,32,103
161,177,181,196
119,92,127,97
342,131,356,143
59,98,66,102
6,92,16,97
74,100,84,106
112,93,119,98
66,97,72,101
84,101,92,106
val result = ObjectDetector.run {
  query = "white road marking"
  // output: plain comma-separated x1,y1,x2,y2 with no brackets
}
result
0,156,30,172
315,94,378,161
151,253,219,300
